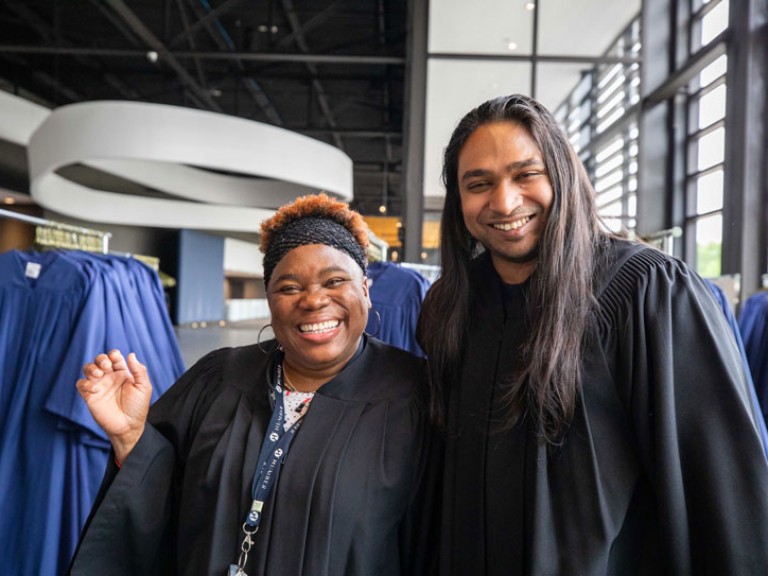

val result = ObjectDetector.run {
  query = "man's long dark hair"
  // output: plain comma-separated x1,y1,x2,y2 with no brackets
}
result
417,94,608,443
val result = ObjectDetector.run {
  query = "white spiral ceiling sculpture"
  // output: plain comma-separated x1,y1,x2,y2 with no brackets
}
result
23,99,353,232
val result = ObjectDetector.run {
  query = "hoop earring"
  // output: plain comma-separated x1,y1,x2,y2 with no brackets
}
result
366,309,382,338
257,324,281,353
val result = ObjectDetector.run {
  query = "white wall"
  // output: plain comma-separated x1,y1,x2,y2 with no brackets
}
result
224,237,263,277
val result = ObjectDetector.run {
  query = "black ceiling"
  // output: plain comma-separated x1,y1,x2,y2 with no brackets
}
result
0,0,410,216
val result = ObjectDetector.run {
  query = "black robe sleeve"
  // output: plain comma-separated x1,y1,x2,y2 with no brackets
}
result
68,348,229,576
600,245,768,573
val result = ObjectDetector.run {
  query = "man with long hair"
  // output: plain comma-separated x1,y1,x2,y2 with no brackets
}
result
417,94,768,574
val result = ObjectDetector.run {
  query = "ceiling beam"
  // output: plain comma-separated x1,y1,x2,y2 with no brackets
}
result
185,51,405,65
377,0,393,169
179,0,281,125
279,0,350,149
173,0,208,89
430,52,641,65
169,0,246,49
104,0,223,111
88,0,143,46
31,70,82,101
3,1,141,100
274,0,347,50
0,45,406,65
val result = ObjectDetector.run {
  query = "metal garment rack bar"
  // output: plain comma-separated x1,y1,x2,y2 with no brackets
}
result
0,207,112,253
400,262,441,283
637,226,682,256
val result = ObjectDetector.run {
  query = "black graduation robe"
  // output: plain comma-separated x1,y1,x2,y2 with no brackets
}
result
68,337,432,576
440,239,768,575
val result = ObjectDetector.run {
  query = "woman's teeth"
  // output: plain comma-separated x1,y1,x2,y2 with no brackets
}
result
299,320,340,333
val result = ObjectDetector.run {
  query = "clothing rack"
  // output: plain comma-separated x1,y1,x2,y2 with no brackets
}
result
637,226,682,256
401,262,441,283
109,249,159,271
0,207,111,253
109,249,176,288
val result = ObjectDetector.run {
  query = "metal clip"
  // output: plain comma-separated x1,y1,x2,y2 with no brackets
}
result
234,522,259,575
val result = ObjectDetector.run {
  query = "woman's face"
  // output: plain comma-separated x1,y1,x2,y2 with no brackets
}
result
267,243,370,380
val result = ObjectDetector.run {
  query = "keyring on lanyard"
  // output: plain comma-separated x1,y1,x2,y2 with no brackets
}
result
231,522,259,576
227,361,303,576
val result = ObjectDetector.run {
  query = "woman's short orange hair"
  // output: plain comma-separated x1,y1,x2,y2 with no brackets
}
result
260,192,370,287
260,192,369,254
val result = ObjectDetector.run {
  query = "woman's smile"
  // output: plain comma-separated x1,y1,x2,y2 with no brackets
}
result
267,243,370,387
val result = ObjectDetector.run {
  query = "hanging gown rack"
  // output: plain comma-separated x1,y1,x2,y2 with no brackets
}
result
0,207,111,253
109,250,160,271
637,226,682,255
400,262,441,283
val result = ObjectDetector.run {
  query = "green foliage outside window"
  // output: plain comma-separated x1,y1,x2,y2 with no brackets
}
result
697,241,722,278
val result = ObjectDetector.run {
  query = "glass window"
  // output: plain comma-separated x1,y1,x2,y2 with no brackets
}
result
701,0,729,46
595,153,624,178
555,16,640,235
697,83,727,129
694,170,724,214
596,171,625,194
685,9,727,276
597,186,624,207
428,0,534,55
699,55,727,86
695,127,725,172
694,213,723,277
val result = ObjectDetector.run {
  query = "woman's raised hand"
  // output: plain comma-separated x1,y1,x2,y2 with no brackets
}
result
76,350,153,464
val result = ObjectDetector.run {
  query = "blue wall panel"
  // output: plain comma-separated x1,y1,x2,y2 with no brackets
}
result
176,229,224,324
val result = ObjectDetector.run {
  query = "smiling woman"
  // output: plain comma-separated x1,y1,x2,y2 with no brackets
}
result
260,194,372,391
68,193,435,576
266,244,371,390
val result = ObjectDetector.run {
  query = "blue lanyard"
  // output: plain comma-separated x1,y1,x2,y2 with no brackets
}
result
230,361,304,576
245,361,303,528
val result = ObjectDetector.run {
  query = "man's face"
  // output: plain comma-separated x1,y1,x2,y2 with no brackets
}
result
458,121,554,284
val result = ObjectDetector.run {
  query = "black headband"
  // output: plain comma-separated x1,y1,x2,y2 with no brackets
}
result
263,217,367,287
